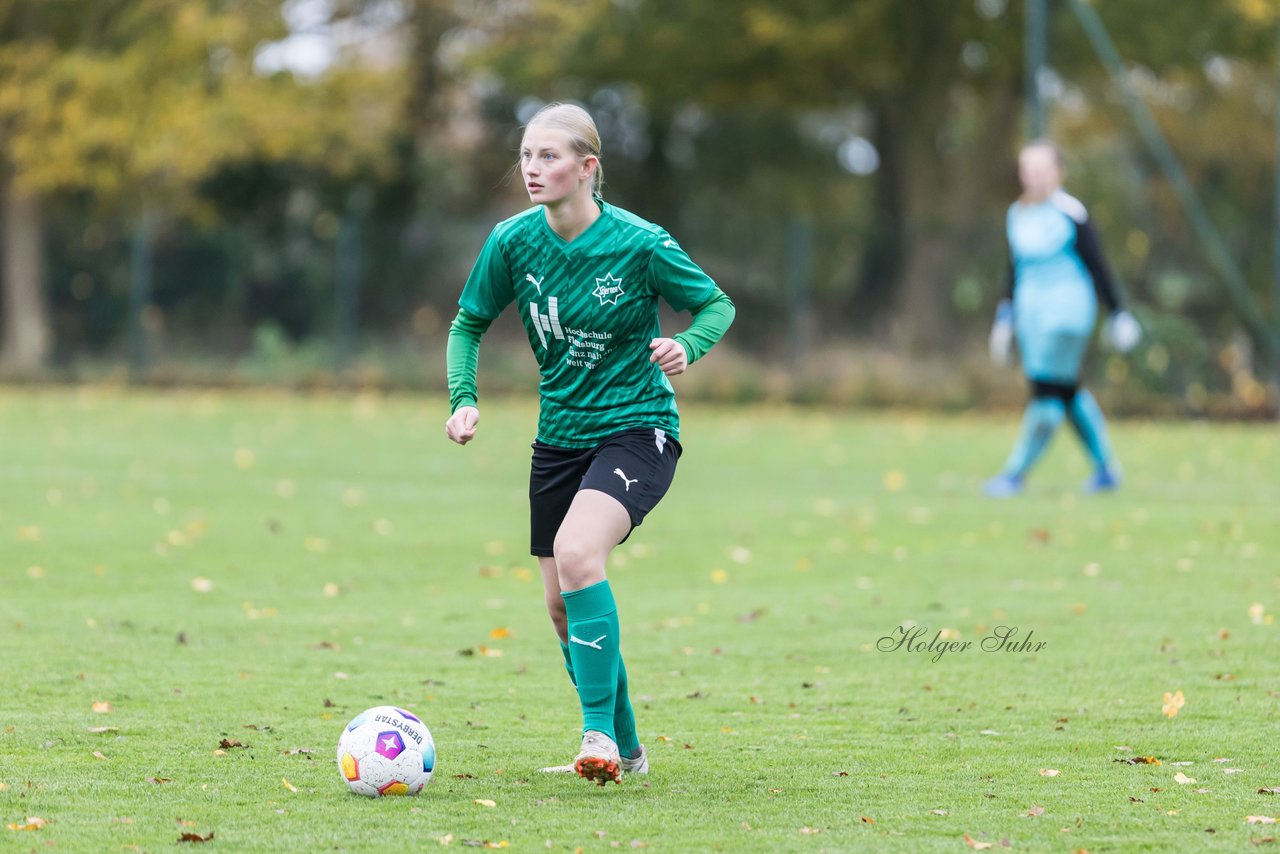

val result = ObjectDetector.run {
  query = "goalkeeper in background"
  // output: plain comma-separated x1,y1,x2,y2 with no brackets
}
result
985,139,1140,497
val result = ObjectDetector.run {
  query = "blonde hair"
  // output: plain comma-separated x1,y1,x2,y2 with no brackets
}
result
1020,137,1064,170
524,102,604,197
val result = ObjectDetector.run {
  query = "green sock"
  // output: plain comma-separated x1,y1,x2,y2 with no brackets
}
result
561,580,620,742
613,656,640,757
558,640,577,686
559,638,638,754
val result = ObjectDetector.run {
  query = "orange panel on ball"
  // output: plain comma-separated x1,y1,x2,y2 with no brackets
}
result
340,754,360,781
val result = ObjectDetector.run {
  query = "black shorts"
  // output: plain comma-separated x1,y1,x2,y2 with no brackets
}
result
529,427,682,557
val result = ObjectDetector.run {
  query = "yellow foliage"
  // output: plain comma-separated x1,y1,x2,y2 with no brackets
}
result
0,2,405,206
1237,0,1278,23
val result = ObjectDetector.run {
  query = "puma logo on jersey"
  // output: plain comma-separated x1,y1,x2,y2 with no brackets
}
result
525,273,544,295
614,468,638,491
570,634,607,650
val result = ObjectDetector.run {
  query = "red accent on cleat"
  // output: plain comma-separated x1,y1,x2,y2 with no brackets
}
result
575,756,621,785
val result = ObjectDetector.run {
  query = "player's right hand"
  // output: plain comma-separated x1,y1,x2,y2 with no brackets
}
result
988,300,1014,367
445,406,480,445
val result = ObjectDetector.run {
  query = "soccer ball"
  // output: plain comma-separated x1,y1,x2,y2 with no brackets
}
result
336,706,435,797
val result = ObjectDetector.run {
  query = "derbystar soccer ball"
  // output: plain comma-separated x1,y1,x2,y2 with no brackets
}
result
336,706,435,797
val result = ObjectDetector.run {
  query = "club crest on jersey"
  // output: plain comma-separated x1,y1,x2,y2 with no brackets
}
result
592,273,625,306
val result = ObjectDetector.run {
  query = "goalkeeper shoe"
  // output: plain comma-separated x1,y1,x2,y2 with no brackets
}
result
1084,468,1121,493
983,473,1024,499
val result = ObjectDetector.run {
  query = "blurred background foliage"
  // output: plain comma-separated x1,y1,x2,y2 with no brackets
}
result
1,0,1278,415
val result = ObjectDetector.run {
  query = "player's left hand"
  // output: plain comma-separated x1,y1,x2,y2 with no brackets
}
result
649,338,688,376
1104,310,1141,353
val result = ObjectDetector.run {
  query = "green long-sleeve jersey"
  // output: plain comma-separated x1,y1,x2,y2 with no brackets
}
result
447,201,734,448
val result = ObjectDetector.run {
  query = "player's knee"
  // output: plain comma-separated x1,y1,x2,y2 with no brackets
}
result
552,538,605,590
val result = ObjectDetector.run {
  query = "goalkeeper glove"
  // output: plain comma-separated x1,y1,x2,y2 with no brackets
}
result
988,300,1014,366
1104,310,1141,353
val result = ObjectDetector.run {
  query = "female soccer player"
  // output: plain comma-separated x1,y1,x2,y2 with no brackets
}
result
444,103,735,784
985,139,1140,497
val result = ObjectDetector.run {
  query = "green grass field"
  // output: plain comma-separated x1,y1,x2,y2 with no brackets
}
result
2,388,1277,852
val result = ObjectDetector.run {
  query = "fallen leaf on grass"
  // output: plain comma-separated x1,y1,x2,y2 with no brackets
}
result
1040,769,1061,777
92,701,112,714
798,827,823,834
1246,817,1280,825
476,645,503,658
488,627,512,639
1116,756,1162,765
147,777,173,784
860,816,875,824
312,641,341,651
1175,772,1197,785
283,748,313,756
282,778,298,792
931,809,949,816
1028,805,1045,817
1163,690,1185,719
963,833,994,849
178,831,214,843
437,833,453,846
92,751,108,760
6,817,49,831
1260,789,1280,795
87,726,118,733
473,799,496,808
218,739,247,750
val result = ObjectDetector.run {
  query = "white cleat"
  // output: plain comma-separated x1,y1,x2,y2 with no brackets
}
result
537,762,575,774
619,744,648,775
574,730,621,785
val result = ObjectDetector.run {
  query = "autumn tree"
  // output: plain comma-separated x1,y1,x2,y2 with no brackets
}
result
0,0,404,373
